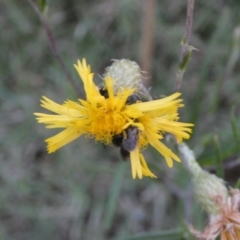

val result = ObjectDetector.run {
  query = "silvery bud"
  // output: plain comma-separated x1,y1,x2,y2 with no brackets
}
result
104,59,142,91
103,59,152,101
178,143,228,215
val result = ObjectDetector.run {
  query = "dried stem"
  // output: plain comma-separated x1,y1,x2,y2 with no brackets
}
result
140,0,156,88
175,0,195,92
182,0,194,59
26,0,81,95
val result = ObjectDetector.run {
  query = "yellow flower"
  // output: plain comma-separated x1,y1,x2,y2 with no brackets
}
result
34,59,193,179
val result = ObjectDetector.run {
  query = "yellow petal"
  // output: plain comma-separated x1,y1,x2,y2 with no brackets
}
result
133,92,182,112
74,59,100,100
149,139,181,167
46,127,84,153
130,147,142,179
139,154,157,178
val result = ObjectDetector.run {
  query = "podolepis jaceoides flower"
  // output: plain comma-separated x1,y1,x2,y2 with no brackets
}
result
34,59,193,179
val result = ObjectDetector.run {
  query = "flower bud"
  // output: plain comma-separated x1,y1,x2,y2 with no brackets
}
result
103,59,143,93
178,143,228,215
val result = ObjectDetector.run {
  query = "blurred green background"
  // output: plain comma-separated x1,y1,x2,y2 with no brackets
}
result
1,0,240,239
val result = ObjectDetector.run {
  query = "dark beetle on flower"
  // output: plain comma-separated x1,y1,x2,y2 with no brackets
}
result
120,126,139,159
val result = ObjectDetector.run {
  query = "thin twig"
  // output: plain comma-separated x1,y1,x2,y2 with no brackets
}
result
140,0,156,88
26,0,81,95
182,0,194,60
175,0,195,92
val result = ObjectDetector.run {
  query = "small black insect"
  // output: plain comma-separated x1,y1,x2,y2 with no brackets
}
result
111,133,123,147
122,127,139,152
99,87,143,105
99,87,109,98
111,126,139,160
125,94,141,105
120,126,139,159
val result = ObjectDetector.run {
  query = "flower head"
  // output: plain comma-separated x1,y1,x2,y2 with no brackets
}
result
34,59,193,179
190,189,240,240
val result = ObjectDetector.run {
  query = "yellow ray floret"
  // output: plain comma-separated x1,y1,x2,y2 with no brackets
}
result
34,58,194,179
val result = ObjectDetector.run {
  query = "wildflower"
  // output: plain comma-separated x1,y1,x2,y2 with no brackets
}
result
178,143,240,240
34,59,193,179
190,189,240,240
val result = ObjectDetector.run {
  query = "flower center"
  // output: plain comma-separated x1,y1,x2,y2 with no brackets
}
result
88,99,128,144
